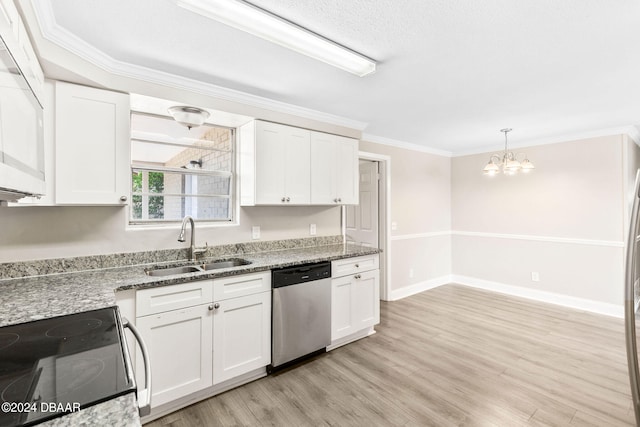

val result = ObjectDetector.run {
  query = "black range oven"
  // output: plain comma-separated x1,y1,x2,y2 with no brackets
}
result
0,307,149,426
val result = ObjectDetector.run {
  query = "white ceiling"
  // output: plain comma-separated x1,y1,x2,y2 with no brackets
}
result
34,0,640,154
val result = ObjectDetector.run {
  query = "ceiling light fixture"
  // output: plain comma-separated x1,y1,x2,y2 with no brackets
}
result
168,106,210,130
175,0,376,77
482,128,535,176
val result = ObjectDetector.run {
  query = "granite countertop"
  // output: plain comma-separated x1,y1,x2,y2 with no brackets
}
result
0,241,378,427
38,394,140,427
0,243,379,327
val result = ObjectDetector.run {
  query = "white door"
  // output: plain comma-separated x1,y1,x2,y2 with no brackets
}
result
135,305,213,407
331,275,354,340
213,291,271,384
346,160,379,247
353,269,380,330
55,81,130,205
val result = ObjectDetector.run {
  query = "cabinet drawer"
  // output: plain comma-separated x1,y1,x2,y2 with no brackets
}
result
331,254,379,278
137,280,213,317
213,271,271,301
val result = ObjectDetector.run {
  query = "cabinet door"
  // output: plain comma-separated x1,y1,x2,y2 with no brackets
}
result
255,121,286,204
254,120,310,205
136,305,213,407
353,269,380,330
283,126,311,204
310,132,358,205
55,82,130,205
335,136,359,205
331,275,354,340
213,291,271,384
310,132,336,204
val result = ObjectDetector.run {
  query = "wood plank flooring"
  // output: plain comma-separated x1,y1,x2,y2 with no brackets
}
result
145,284,636,426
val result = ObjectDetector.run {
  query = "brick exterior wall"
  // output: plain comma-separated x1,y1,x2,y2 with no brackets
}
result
163,126,233,220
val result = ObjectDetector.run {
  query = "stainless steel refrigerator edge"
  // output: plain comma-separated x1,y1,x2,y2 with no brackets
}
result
625,169,640,426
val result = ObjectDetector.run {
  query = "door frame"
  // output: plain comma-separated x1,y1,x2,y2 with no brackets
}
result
342,151,391,301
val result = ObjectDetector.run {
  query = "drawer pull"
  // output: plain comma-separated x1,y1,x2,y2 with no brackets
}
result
354,274,361,279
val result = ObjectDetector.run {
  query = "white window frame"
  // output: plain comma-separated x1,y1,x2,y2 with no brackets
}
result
128,112,238,226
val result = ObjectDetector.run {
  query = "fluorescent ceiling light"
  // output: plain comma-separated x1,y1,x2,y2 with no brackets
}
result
175,0,376,77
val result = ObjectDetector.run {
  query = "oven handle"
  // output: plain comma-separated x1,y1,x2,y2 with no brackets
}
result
122,318,151,417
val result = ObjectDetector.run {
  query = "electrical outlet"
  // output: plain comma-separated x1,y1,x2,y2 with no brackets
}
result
391,221,398,231
531,271,540,282
252,226,260,240
310,224,317,235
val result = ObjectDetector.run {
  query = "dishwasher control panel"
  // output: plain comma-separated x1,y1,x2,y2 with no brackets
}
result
271,262,331,288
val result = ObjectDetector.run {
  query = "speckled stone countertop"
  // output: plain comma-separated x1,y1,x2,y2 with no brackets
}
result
0,242,379,327
0,239,379,426
38,394,140,427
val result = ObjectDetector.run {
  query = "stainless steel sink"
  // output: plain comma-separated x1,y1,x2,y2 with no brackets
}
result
145,258,251,276
201,258,251,270
145,265,203,276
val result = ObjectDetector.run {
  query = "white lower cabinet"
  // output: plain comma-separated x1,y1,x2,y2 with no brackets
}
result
213,291,271,384
331,255,380,343
135,304,213,407
133,271,271,413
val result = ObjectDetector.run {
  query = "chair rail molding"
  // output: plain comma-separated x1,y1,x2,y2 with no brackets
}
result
452,230,624,248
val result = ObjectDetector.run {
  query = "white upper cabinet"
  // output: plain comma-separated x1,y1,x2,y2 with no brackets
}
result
240,120,310,205
0,0,45,201
310,131,358,205
240,120,358,206
55,82,130,205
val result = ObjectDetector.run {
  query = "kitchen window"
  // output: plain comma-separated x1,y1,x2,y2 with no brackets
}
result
130,112,235,224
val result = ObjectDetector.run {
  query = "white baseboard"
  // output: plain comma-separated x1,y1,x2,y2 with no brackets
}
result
451,275,623,318
387,276,451,301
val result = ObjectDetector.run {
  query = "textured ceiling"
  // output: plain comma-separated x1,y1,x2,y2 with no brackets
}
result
40,0,640,153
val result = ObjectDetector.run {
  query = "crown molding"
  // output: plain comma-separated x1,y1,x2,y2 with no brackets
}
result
452,125,640,157
361,133,453,157
30,0,368,131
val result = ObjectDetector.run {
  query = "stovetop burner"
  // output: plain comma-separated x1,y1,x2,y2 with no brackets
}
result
0,307,135,427
45,318,102,338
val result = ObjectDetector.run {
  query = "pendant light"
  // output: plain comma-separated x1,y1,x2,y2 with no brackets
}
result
482,128,535,176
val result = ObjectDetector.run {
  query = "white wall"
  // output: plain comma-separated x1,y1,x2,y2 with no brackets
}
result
451,135,627,314
359,140,452,299
0,205,341,262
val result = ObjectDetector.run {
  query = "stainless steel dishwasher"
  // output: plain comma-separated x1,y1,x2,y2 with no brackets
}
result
269,261,331,371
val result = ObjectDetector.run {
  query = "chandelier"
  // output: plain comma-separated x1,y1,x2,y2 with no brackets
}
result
482,128,535,175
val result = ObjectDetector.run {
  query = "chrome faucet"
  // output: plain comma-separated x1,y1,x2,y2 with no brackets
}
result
178,216,207,261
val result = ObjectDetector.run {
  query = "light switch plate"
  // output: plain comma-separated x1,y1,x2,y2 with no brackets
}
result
310,224,316,235
252,226,260,240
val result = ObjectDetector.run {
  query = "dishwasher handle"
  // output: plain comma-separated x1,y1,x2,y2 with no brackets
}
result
122,317,152,417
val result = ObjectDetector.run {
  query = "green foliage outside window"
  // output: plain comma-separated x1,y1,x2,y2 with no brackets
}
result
131,171,165,219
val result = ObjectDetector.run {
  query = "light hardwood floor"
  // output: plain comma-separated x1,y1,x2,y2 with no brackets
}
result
145,284,636,426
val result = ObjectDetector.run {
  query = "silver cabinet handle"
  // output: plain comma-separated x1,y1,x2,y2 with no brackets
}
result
355,264,359,268
214,303,220,309
122,318,151,417
338,198,342,203
281,197,286,202
286,197,291,202
208,304,214,311
120,195,128,202
334,198,338,203
354,274,361,279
